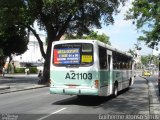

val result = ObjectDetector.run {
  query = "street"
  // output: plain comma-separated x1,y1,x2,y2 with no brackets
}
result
0,1,160,120
0,76,154,120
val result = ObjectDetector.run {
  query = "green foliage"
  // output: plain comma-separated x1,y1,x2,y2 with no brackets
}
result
84,31,111,45
0,49,3,56
14,67,38,74
0,0,29,57
0,25,29,57
126,0,160,49
134,43,141,50
0,56,6,68
141,55,159,67
33,0,126,40
65,31,111,45
28,67,38,74
127,49,135,56
141,55,149,66
0,0,126,83
15,68,25,73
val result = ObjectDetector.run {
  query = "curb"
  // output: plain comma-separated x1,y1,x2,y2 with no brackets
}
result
0,85,48,94
140,76,160,115
0,86,10,90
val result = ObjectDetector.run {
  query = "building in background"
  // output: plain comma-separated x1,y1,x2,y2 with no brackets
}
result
13,33,47,67
134,49,142,69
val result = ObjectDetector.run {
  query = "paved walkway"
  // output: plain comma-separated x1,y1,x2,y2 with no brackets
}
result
0,74,48,94
140,75,160,115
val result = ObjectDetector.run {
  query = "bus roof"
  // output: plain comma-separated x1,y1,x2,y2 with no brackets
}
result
53,39,132,58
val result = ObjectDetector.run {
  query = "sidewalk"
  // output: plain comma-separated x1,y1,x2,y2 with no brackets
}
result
140,75,160,114
0,85,10,90
0,74,48,94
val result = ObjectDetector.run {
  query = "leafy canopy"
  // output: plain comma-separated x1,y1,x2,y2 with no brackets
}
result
141,55,159,67
0,0,126,56
0,25,28,57
0,0,127,83
84,31,111,45
126,0,160,49
0,0,29,57
65,31,111,45
27,0,127,38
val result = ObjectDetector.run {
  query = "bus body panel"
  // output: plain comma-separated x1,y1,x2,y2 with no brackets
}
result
50,67,99,95
112,70,133,91
50,40,135,97
50,40,100,95
113,70,123,91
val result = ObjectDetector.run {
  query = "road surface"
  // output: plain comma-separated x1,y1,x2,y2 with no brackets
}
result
0,76,152,120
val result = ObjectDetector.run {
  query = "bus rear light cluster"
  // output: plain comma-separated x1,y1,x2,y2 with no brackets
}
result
94,80,99,88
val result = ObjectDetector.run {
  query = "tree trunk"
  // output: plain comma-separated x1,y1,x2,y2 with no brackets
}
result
0,56,7,74
40,39,52,84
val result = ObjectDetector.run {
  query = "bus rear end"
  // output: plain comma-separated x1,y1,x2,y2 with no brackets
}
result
50,41,99,96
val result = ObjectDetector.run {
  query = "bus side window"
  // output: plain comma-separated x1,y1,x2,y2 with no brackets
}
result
99,46,107,69
113,63,117,69
113,52,118,69
126,63,128,69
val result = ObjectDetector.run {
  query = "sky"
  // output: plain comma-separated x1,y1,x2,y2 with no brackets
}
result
95,0,160,56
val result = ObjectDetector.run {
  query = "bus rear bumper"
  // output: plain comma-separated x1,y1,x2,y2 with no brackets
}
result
50,87,98,96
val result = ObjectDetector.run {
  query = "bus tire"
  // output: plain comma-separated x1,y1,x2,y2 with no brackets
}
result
113,84,118,97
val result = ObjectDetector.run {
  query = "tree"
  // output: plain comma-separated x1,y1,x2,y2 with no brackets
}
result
126,0,160,49
0,1,29,65
127,49,135,56
0,0,126,84
65,31,111,45
0,25,28,57
141,55,159,67
141,55,149,66
85,31,111,45
0,24,29,64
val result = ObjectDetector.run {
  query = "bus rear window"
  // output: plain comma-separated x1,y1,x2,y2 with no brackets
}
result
53,43,93,67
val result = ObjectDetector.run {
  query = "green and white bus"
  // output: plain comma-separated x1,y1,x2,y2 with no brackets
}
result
50,40,135,97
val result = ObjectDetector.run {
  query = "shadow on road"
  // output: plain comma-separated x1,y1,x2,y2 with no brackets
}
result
52,88,129,106
53,96,113,106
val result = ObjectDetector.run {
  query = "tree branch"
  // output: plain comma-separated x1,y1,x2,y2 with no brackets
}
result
56,15,73,40
27,25,46,59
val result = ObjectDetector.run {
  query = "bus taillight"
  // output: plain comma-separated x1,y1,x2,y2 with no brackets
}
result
94,80,99,88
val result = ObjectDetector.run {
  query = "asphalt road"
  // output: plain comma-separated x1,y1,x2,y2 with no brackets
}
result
0,76,150,120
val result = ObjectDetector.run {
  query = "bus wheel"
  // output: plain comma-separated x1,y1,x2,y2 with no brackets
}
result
113,84,118,97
